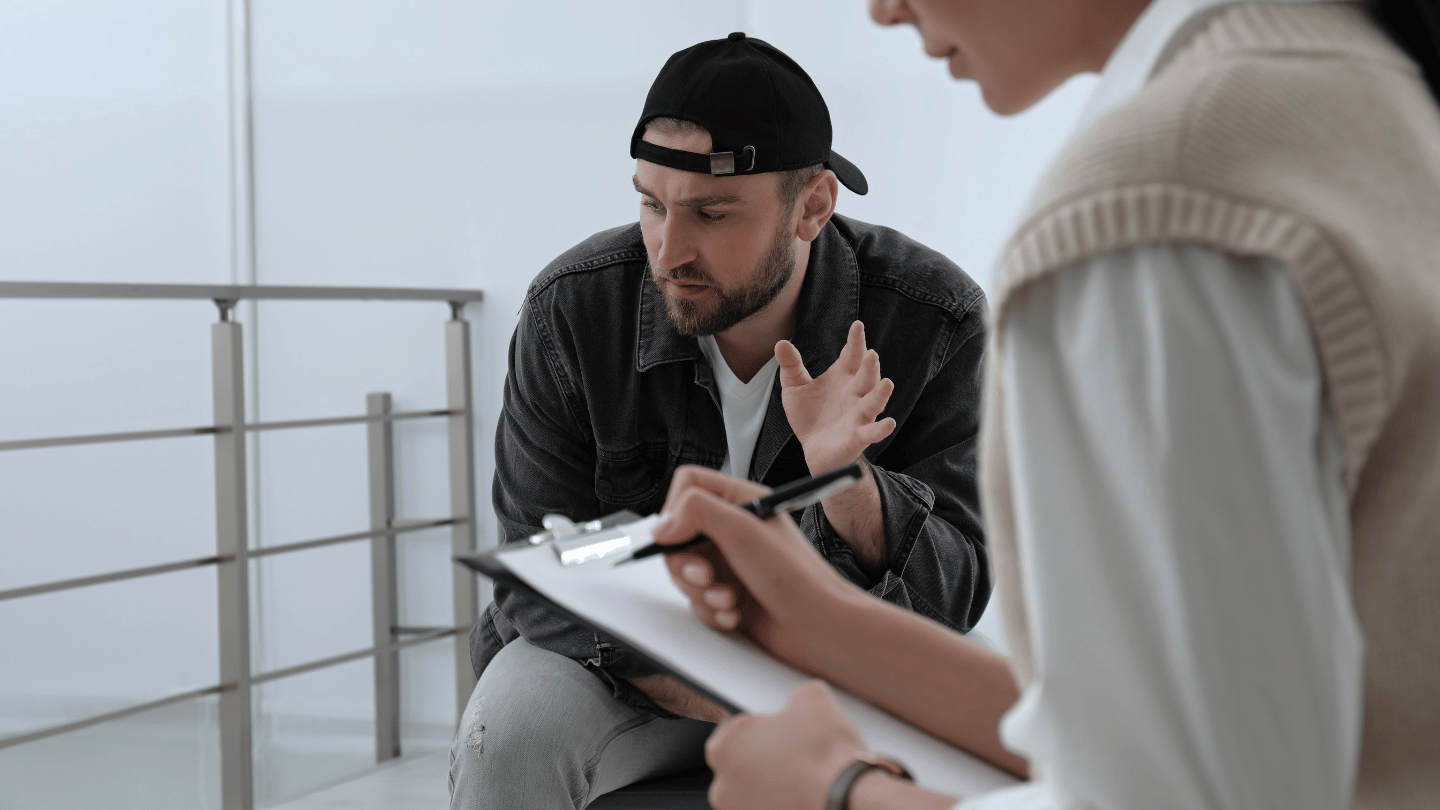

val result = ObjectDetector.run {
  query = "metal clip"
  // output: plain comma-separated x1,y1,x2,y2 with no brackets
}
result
709,151,736,175
708,146,757,176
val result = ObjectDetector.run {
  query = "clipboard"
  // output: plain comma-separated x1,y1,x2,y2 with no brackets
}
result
458,533,742,715
456,514,1018,798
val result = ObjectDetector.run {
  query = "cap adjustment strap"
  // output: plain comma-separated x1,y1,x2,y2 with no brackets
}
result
635,140,758,176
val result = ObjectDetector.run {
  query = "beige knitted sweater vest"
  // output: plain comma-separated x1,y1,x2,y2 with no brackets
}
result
981,4,1440,807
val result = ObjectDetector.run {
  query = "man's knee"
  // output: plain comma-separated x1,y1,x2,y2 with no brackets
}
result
450,638,636,806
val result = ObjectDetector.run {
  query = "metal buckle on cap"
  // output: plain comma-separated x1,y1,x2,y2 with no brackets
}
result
709,146,756,176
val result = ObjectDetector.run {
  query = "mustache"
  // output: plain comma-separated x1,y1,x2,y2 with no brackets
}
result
655,261,712,285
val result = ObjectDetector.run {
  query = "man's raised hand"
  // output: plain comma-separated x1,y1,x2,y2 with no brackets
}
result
776,321,896,475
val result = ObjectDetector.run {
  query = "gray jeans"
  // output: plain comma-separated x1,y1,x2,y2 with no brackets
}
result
449,637,714,809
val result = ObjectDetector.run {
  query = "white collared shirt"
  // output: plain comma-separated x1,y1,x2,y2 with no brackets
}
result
954,2,1365,808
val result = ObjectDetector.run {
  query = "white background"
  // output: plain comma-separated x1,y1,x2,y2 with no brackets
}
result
0,1,1092,806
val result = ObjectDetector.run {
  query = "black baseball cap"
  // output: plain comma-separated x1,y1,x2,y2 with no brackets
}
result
630,32,869,196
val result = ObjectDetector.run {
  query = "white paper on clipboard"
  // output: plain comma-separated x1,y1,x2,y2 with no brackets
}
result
485,528,1018,799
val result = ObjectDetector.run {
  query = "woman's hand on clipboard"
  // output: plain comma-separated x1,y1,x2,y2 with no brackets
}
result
652,464,860,674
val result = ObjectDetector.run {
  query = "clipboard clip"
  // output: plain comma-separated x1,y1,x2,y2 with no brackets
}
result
525,510,643,546
523,510,658,569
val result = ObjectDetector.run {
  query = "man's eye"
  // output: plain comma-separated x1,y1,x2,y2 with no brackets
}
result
697,210,724,223
643,201,664,213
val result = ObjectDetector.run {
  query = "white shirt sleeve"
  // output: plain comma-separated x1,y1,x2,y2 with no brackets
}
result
958,245,1364,810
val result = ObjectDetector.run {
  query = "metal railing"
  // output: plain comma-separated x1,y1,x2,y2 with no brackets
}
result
0,281,485,810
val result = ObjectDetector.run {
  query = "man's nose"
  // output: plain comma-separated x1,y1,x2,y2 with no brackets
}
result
869,0,913,26
654,216,697,273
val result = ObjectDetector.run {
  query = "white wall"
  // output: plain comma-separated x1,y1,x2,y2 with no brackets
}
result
0,1,1092,806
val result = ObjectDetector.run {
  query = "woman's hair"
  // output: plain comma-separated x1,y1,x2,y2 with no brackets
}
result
1369,0,1440,103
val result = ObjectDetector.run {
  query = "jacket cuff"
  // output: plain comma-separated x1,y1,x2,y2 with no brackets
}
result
867,463,936,573
797,463,935,591
584,642,678,717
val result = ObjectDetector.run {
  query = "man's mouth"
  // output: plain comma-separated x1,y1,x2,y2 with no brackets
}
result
661,277,710,298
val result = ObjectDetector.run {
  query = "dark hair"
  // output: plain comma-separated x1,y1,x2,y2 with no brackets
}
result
1369,0,1440,102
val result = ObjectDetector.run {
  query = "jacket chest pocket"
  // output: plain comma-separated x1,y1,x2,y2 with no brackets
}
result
594,443,668,510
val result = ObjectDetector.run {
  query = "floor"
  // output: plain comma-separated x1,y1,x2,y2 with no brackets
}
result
269,753,714,810
271,752,450,810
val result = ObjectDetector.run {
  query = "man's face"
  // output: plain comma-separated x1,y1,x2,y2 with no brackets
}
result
634,127,797,337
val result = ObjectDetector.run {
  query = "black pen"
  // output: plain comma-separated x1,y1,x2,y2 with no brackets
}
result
622,462,864,564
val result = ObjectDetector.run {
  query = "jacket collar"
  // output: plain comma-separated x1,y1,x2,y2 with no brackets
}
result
635,218,860,376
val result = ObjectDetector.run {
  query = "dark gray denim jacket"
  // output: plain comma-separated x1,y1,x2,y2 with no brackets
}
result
472,215,990,712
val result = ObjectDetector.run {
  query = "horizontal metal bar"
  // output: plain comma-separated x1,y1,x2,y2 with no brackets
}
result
0,628,461,751
0,281,483,304
0,409,456,454
394,625,450,635
248,518,461,559
251,627,458,685
246,409,454,434
0,684,227,751
0,555,231,603
0,519,460,602
0,425,219,453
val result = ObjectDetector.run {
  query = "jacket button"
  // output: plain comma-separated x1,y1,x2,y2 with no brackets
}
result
597,478,614,497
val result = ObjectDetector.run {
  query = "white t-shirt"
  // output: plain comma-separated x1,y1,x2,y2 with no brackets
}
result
698,335,780,482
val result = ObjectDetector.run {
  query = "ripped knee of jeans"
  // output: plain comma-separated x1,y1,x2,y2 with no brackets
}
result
462,695,486,754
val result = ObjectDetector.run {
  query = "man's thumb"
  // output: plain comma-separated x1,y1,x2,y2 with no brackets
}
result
774,340,812,387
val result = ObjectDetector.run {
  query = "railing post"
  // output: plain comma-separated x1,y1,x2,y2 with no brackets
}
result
445,303,479,718
367,392,401,762
213,301,253,810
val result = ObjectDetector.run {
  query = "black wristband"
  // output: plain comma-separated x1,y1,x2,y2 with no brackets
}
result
823,756,913,810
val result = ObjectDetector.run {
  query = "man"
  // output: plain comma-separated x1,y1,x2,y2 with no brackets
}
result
448,33,991,809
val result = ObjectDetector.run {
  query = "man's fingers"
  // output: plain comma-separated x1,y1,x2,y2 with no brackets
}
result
860,348,882,385
860,377,894,418
837,321,866,373
859,417,897,446
774,340,812,388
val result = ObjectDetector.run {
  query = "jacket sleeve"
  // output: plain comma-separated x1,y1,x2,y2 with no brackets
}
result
488,299,606,661
799,305,990,633
482,299,678,713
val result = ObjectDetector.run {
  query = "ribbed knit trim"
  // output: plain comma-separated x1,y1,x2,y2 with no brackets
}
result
994,182,1388,493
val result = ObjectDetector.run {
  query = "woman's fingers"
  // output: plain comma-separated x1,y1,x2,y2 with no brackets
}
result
664,547,747,631
659,465,769,524
665,553,712,589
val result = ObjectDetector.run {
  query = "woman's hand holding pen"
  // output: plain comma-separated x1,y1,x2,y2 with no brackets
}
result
653,467,953,810
652,465,859,674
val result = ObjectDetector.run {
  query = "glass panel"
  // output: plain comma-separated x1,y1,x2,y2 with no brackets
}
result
0,694,221,810
0,567,219,740
252,657,375,807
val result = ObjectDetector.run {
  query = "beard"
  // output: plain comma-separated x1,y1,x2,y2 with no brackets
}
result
651,221,796,338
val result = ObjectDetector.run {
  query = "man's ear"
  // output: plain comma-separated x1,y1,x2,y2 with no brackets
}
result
796,171,839,242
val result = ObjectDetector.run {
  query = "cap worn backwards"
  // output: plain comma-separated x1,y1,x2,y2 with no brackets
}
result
630,32,869,196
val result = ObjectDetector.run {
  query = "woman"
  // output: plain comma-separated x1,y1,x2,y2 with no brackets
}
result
651,1,1440,808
